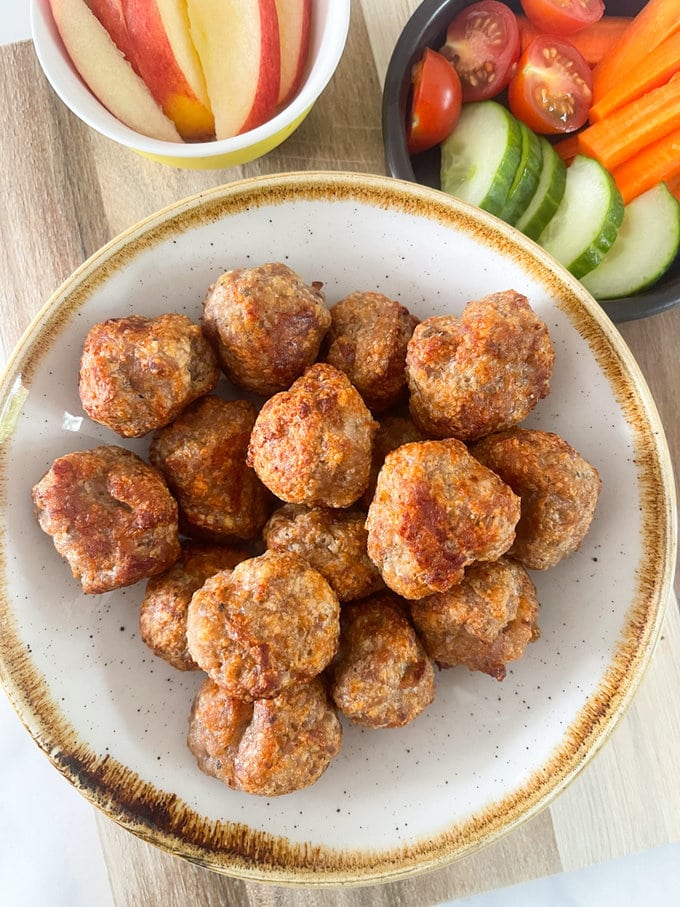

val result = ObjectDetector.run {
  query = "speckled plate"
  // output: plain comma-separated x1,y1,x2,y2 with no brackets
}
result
0,171,675,886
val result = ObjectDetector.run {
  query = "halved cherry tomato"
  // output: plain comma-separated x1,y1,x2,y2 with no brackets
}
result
407,48,462,155
520,0,604,37
508,35,593,134
440,0,521,102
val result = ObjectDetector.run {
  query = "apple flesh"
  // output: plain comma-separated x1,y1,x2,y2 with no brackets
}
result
49,0,182,142
274,0,310,106
121,0,215,140
86,0,138,67
186,0,280,139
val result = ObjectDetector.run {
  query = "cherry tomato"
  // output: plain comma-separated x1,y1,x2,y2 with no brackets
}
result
507,35,593,134
407,48,463,155
520,0,604,36
440,0,521,102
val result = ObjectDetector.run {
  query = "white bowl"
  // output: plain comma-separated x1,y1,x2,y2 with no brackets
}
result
0,172,675,885
30,0,350,169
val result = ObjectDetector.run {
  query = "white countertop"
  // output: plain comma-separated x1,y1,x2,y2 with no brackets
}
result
1,3,679,904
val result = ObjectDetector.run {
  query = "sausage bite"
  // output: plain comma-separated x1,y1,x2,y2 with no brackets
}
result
365,439,520,599
406,290,554,441
201,262,330,396
79,314,219,438
32,445,180,594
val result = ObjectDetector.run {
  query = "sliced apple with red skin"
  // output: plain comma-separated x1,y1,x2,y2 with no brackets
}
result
121,0,215,141
86,0,138,67
274,0,311,106
49,0,182,142
187,0,280,139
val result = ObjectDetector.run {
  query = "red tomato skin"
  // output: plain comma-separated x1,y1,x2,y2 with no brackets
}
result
508,35,593,134
519,0,604,36
407,48,463,155
441,0,521,102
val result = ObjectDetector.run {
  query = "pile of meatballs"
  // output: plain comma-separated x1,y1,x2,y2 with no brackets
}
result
32,262,601,797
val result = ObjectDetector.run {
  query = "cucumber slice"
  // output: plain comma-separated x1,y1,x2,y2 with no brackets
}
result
515,138,567,241
440,101,523,218
581,182,680,300
538,154,624,279
502,121,543,226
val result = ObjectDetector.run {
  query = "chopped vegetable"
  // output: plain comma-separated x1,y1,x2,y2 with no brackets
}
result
591,0,680,104
515,136,567,240
581,182,680,299
519,0,603,37
502,120,543,224
578,74,680,171
507,35,593,134
407,49,462,155
589,29,680,123
611,126,680,204
440,1,520,102
553,133,581,164
518,15,632,67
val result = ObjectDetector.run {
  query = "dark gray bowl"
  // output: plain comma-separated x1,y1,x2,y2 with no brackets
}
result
382,0,680,322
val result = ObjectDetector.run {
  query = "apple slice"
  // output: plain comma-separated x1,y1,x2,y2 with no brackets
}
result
186,0,280,139
274,0,311,106
49,0,183,142
121,0,215,141
86,0,138,67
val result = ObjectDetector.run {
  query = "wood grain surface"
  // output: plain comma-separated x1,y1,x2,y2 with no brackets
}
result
2,0,680,902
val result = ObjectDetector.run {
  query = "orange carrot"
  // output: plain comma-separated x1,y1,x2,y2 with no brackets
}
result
579,74,680,170
611,126,680,203
552,133,582,164
589,29,680,122
592,0,680,103
665,173,680,202
517,16,632,68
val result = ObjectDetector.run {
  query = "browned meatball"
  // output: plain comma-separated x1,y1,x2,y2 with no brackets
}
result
187,676,342,796
79,314,219,438
359,414,427,509
247,363,378,508
410,559,540,681
406,290,554,441
140,542,248,671
186,550,340,700
32,445,180,594
470,428,602,569
149,396,272,542
327,593,435,728
201,262,330,396
325,291,418,412
263,504,384,602
365,439,520,599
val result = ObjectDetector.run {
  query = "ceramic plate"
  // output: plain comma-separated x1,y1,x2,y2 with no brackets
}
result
0,172,675,886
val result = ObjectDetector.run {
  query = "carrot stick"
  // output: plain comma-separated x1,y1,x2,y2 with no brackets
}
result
552,133,582,164
517,16,632,68
579,74,680,171
611,126,680,203
592,0,680,103
665,173,680,203
589,29,680,122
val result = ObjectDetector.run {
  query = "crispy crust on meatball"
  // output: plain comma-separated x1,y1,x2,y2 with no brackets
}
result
327,593,435,728
359,414,427,509
187,676,342,796
471,428,602,569
149,396,272,542
247,363,378,508
79,314,219,438
201,262,331,396
140,542,248,671
406,290,554,441
263,504,384,602
325,291,419,412
186,550,340,700
410,559,540,680
32,445,180,594
365,439,520,599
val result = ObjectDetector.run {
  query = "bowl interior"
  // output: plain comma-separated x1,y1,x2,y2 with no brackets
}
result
381,0,680,322
0,172,674,885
